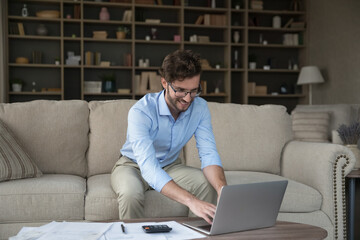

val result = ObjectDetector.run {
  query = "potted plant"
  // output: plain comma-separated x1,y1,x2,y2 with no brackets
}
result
10,78,24,92
337,122,360,169
248,54,257,70
99,73,116,92
116,26,129,39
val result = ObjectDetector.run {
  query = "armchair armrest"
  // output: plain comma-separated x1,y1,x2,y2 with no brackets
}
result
281,140,355,240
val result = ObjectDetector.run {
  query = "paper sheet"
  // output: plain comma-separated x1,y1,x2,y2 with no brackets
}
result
11,220,204,240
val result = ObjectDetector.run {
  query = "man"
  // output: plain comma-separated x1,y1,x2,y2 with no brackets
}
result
111,49,227,224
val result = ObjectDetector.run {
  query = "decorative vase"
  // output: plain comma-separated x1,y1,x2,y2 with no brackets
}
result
36,24,48,36
99,7,110,21
249,62,256,69
103,81,114,92
12,84,22,92
233,31,240,43
346,144,360,169
116,31,126,39
21,4,28,17
272,16,281,28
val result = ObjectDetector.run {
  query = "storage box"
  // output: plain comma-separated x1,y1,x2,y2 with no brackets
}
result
255,85,267,95
93,31,107,39
248,82,256,94
84,81,102,93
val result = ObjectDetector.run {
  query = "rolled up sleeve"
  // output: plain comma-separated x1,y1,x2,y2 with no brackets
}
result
194,105,222,169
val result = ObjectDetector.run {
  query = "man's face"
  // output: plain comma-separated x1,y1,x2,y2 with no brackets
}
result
161,75,201,117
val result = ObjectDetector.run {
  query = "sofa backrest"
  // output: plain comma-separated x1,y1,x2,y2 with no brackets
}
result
87,100,137,177
184,103,293,175
0,100,89,177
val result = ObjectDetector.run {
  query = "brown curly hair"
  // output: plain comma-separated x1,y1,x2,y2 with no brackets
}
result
159,50,202,83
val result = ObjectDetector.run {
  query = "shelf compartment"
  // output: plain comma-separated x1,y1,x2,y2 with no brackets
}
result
135,25,180,42
135,6,180,24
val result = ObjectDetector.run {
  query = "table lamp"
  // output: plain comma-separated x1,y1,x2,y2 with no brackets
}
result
297,66,325,105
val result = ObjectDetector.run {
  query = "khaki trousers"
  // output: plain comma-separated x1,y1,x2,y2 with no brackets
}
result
111,155,216,219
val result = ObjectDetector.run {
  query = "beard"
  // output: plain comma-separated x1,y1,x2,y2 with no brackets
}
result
165,87,193,115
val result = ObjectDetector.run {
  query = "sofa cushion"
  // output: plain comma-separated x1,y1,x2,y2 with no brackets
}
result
291,111,330,142
185,104,293,175
0,100,89,177
225,171,322,213
85,174,188,221
0,119,42,182
293,104,353,140
87,100,137,177
0,174,86,222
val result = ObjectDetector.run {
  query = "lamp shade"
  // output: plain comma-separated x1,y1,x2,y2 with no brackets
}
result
297,66,325,85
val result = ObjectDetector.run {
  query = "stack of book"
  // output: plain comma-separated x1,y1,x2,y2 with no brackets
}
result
203,14,226,26
251,0,263,10
32,51,42,64
283,34,299,46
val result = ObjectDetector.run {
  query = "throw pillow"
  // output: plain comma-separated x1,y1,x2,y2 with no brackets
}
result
291,111,331,142
0,119,42,182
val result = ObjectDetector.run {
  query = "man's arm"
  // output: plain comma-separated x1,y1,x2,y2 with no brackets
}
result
160,180,216,224
203,165,227,198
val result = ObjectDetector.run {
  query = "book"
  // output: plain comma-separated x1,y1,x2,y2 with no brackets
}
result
85,51,93,65
149,72,162,92
122,10,132,22
74,5,81,19
195,15,204,25
94,52,101,65
17,23,25,35
290,22,306,28
283,18,294,28
145,19,161,24
200,80,207,94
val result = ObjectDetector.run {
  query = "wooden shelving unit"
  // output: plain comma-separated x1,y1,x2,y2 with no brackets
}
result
5,0,307,111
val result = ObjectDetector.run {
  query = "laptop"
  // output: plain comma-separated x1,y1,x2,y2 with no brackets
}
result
183,180,288,235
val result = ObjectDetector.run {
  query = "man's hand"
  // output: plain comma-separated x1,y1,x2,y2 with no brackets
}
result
187,196,216,224
160,180,215,224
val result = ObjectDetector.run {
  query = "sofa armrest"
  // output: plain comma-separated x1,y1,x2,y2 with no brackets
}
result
281,140,355,240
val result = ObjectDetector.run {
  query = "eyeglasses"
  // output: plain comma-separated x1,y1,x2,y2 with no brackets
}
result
168,82,202,98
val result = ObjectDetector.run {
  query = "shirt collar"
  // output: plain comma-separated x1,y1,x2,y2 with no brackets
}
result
159,90,171,116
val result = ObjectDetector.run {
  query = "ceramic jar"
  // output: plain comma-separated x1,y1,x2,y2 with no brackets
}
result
99,7,110,21
272,16,281,28
36,24,48,36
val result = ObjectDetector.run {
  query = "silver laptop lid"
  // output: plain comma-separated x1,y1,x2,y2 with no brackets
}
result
210,180,288,235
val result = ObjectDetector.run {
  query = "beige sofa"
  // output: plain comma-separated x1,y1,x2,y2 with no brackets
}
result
0,100,356,240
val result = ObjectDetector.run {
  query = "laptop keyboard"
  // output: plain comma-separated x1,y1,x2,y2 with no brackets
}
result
198,224,212,231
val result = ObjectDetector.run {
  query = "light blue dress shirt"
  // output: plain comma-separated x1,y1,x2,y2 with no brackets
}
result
121,90,222,192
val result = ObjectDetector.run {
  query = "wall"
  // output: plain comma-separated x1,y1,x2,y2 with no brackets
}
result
308,0,360,104
0,1,5,103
